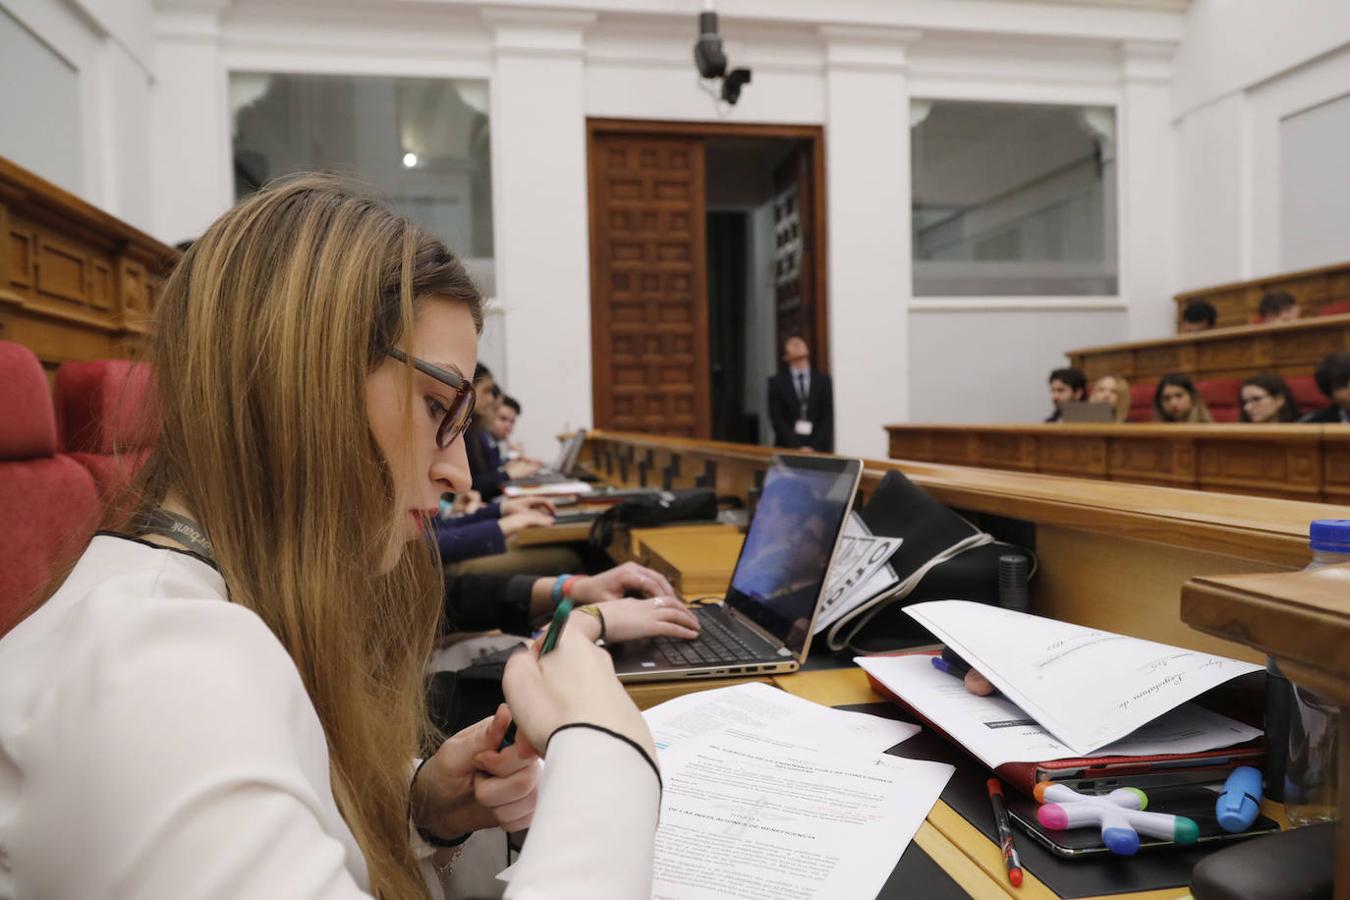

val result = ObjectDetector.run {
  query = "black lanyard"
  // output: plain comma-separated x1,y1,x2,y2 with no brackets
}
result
138,508,216,561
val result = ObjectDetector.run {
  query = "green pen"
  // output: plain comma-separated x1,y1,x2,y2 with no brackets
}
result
499,599,573,749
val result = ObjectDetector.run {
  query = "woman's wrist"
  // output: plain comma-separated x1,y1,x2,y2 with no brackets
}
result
408,757,472,847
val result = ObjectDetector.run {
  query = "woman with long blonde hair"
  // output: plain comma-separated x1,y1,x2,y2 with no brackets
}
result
0,177,661,898
1089,374,1132,423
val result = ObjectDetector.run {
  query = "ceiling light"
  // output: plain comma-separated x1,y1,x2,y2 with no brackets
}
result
402,152,418,168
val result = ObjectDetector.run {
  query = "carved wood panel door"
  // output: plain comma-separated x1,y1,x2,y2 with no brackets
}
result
588,132,712,439
772,142,825,370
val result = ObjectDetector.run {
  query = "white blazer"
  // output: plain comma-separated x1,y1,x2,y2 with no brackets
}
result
0,535,658,899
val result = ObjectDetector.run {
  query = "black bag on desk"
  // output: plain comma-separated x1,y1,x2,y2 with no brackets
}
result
587,488,719,552
825,470,1035,653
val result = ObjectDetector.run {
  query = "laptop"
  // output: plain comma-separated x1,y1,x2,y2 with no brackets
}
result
1060,400,1116,424
610,453,862,682
512,429,588,486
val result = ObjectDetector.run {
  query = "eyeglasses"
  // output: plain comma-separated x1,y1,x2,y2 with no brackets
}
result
386,348,476,448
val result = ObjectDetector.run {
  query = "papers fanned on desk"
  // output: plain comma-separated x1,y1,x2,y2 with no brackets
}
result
641,683,953,900
857,600,1263,766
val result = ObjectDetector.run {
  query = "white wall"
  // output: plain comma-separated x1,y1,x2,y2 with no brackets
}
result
1,0,155,231
136,0,1196,455
1173,1,1350,287
909,308,1127,423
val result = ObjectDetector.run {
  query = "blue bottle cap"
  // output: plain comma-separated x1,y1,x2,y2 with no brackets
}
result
1216,766,1263,833
1310,519,1350,553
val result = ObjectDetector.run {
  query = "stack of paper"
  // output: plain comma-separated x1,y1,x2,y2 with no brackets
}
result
813,513,903,634
642,683,953,900
857,600,1263,768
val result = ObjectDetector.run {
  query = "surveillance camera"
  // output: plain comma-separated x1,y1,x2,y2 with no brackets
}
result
721,68,752,105
693,11,726,79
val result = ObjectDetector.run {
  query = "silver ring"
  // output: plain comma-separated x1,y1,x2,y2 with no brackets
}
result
652,597,663,609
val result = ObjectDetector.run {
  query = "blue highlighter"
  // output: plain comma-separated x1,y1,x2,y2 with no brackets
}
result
1215,766,1262,833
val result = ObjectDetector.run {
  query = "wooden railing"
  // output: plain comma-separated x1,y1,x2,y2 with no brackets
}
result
0,156,177,376
1174,260,1350,330
884,423,1350,503
583,429,1346,659
1067,312,1350,382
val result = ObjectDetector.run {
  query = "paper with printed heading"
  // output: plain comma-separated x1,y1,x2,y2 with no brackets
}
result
857,654,1262,769
903,600,1263,756
814,513,901,634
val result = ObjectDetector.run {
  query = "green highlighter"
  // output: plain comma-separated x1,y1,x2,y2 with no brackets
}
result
499,599,572,750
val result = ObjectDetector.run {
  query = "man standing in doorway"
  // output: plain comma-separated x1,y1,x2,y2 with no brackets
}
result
768,335,834,453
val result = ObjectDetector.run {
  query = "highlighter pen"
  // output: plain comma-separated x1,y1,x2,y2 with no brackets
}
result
987,778,1024,888
499,599,574,750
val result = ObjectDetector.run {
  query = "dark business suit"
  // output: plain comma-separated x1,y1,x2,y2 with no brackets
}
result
466,422,507,500
1299,405,1350,424
768,368,834,452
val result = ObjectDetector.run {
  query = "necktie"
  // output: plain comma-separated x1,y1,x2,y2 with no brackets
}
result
796,373,808,416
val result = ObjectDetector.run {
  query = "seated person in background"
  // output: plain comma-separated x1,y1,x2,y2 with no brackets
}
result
466,365,539,500
1045,367,1087,422
1154,373,1214,423
1258,290,1300,323
434,493,556,564
1179,299,1217,333
1088,374,1131,423
491,394,528,460
1300,351,1350,423
1238,374,1299,423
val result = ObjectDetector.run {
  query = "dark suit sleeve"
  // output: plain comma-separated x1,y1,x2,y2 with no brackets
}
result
767,375,794,448
465,424,507,500
814,373,834,452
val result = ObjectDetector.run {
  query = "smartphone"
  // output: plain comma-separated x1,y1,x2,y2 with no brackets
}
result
1008,784,1280,858
499,599,574,750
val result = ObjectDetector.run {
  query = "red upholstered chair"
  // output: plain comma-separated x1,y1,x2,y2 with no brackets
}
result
1127,382,1154,422
55,360,157,511
1197,378,1242,422
1316,301,1350,317
1287,375,1324,417
0,342,100,631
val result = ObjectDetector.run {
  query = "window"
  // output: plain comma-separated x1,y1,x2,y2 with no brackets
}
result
910,100,1117,297
231,73,494,295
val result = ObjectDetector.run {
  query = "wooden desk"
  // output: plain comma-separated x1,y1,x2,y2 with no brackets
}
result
775,667,1190,900
1182,564,1350,896
635,528,743,596
885,423,1350,503
1174,260,1350,330
586,430,1345,660
0,155,177,377
1067,312,1350,383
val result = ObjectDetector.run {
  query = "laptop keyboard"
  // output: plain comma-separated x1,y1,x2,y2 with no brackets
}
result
653,609,770,667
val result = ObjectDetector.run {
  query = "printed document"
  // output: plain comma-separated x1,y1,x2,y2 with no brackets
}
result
642,681,919,756
644,685,951,900
814,513,902,634
858,654,1262,769
905,601,1263,756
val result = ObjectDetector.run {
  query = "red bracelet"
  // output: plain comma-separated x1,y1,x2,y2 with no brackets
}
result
562,575,585,597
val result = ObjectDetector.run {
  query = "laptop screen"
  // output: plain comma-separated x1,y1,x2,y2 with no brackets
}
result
725,455,860,658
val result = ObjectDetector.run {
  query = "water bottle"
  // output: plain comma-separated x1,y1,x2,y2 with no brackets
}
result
1275,520,1350,826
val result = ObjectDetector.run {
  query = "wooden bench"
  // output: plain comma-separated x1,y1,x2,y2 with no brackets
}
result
884,423,1350,504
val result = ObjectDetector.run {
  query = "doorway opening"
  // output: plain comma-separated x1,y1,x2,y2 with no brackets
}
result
587,120,827,442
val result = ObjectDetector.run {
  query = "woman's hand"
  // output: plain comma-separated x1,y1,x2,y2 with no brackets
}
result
451,491,484,516
502,628,656,761
499,510,554,537
504,459,541,479
569,597,701,644
411,705,541,838
567,562,678,605
501,496,555,516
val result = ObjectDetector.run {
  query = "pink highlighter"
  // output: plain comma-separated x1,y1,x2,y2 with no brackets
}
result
1034,782,1200,856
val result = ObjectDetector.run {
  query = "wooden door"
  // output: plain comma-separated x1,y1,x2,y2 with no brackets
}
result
772,143,827,370
589,133,712,438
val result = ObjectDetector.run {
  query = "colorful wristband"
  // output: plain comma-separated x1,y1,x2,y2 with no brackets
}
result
562,574,585,598
551,573,572,608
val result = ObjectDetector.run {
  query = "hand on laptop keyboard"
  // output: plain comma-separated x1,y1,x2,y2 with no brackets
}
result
568,562,679,605
586,597,701,644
